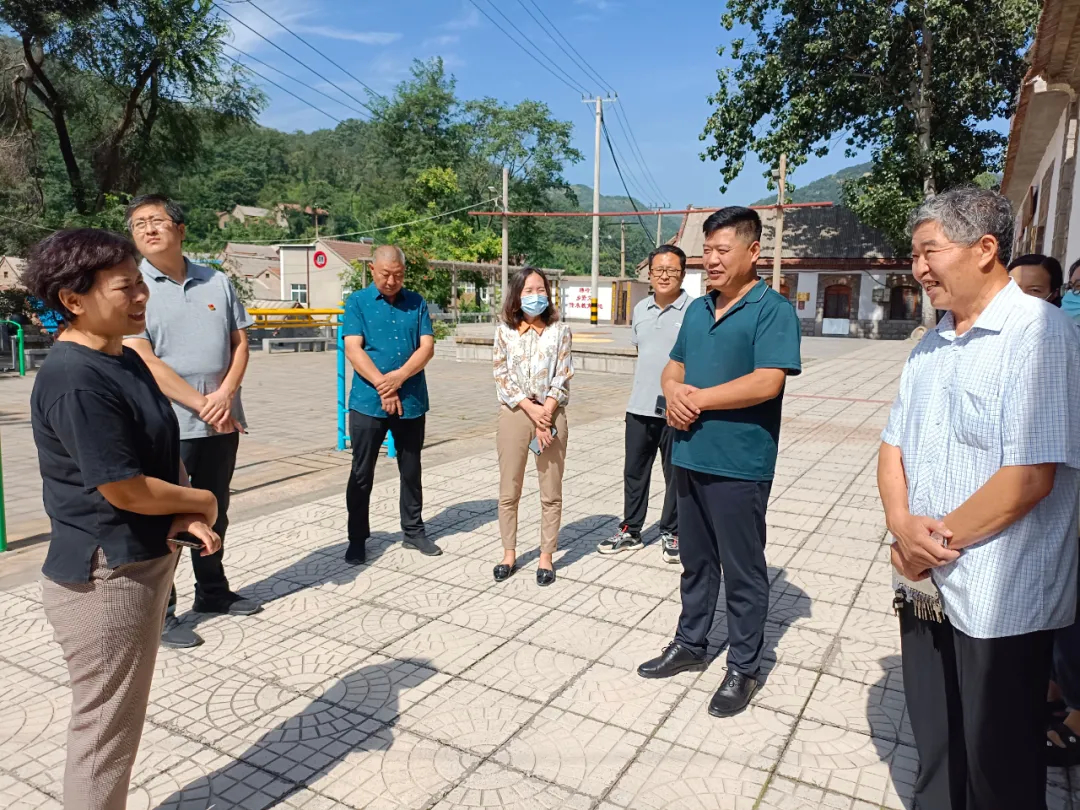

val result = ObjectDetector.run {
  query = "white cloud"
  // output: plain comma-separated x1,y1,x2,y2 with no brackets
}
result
441,4,481,31
423,34,461,48
293,25,402,45
223,0,308,52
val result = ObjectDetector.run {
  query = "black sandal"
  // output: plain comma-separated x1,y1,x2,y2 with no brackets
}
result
493,563,517,582
1046,720,1080,767
536,567,556,587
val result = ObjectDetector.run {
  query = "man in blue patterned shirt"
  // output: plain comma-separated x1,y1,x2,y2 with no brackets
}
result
879,187,1080,810
342,245,438,563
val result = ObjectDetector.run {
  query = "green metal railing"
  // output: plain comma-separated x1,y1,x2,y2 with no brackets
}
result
0,320,25,551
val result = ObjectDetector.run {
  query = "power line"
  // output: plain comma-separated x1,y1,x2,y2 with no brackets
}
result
222,43,370,119
242,0,389,105
523,0,615,94
611,104,666,204
220,53,343,124
480,1,594,96
597,109,654,206
466,0,590,96
239,197,501,244
601,114,653,241
0,212,54,232
509,0,667,204
216,3,377,118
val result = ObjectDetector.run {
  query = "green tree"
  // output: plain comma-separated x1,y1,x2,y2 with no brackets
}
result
700,0,1039,248
2,0,261,214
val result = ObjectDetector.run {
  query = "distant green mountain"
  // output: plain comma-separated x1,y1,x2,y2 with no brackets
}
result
565,184,683,242
753,162,872,206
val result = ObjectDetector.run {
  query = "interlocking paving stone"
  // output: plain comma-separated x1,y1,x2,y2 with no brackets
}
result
6,340,1048,809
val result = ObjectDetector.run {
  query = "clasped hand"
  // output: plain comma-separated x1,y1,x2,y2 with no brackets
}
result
199,389,244,434
665,383,701,430
889,512,959,581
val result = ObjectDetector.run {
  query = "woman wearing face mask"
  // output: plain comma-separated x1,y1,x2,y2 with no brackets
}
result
491,267,573,586
1008,253,1063,306
1064,259,1080,323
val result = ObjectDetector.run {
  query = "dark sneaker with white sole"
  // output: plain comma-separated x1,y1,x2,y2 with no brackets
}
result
597,524,644,555
660,531,680,564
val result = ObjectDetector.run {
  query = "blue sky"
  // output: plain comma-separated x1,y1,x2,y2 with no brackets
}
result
222,0,869,208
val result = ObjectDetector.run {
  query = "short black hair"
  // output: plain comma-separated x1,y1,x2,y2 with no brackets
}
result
1070,257,1080,283
125,194,186,231
22,229,137,321
702,206,762,244
1008,253,1063,291
648,244,686,273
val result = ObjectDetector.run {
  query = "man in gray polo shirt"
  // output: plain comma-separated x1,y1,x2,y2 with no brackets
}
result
123,194,260,649
598,245,687,563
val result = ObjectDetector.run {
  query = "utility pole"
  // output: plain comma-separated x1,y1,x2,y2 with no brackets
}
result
620,219,626,279
656,207,662,248
584,96,615,325
772,153,787,296
313,205,320,240
501,166,509,305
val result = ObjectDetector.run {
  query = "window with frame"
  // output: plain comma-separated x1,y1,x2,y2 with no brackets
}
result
290,283,308,305
889,286,920,321
823,284,851,319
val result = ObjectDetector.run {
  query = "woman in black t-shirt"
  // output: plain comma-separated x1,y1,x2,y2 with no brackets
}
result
25,229,221,810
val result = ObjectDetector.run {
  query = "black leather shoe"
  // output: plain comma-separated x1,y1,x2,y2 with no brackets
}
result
637,642,707,679
493,563,517,582
708,670,759,717
404,535,443,556
536,567,556,587
345,541,367,566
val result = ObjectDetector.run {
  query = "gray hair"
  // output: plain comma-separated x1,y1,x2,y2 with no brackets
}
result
373,244,406,265
124,194,186,230
909,186,1014,265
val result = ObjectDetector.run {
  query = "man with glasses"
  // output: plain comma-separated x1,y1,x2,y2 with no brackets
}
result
598,245,686,562
123,194,259,649
880,187,1080,808
341,244,439,564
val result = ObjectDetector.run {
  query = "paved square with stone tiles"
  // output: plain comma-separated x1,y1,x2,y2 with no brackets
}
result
2,339,1079,809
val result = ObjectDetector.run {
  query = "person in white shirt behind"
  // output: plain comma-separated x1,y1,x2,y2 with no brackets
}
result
878,186,1080,809
491,267,573,587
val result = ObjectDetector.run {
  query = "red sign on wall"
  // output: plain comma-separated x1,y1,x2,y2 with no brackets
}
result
313,250,328,269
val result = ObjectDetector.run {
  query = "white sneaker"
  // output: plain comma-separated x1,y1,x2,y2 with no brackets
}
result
660,532,680,564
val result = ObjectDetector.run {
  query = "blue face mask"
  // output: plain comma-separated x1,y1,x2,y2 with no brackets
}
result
521,293,549,317
1063,290,1080,321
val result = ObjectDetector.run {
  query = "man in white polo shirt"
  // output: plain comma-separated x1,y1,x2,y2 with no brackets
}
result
880,186,1080,809
598,245,687,562
123,194,260,650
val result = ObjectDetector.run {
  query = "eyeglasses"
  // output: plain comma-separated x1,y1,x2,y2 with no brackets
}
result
130,217,174,234
1064,280,1080,294
650,268,681,279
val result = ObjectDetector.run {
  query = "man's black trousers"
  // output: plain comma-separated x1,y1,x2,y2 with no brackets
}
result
622,413,677,536
170,432,240,609
899,601,1053,810
673,466,772,676
347,411,425,549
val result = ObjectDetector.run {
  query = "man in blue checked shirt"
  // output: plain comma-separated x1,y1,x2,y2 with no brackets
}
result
342,245,439,564
879,187,1080,810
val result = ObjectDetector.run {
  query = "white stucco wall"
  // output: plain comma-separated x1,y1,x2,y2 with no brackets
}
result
795,273,818,320
858,273,887,321
1037,109,1068,257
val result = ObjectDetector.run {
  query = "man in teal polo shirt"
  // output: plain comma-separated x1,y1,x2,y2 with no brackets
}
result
342,245,438,563
637,206,801,719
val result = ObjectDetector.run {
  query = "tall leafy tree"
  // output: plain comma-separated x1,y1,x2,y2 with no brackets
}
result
700,0,1039,323
2,0,261,214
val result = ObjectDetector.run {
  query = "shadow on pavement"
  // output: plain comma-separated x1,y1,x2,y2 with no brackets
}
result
176,499,499,631
154,658,433,809
870,654,915,810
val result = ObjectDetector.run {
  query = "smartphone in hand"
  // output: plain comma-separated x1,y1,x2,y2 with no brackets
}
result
655,395,668,418
529,425,559,456
171,532,203,549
